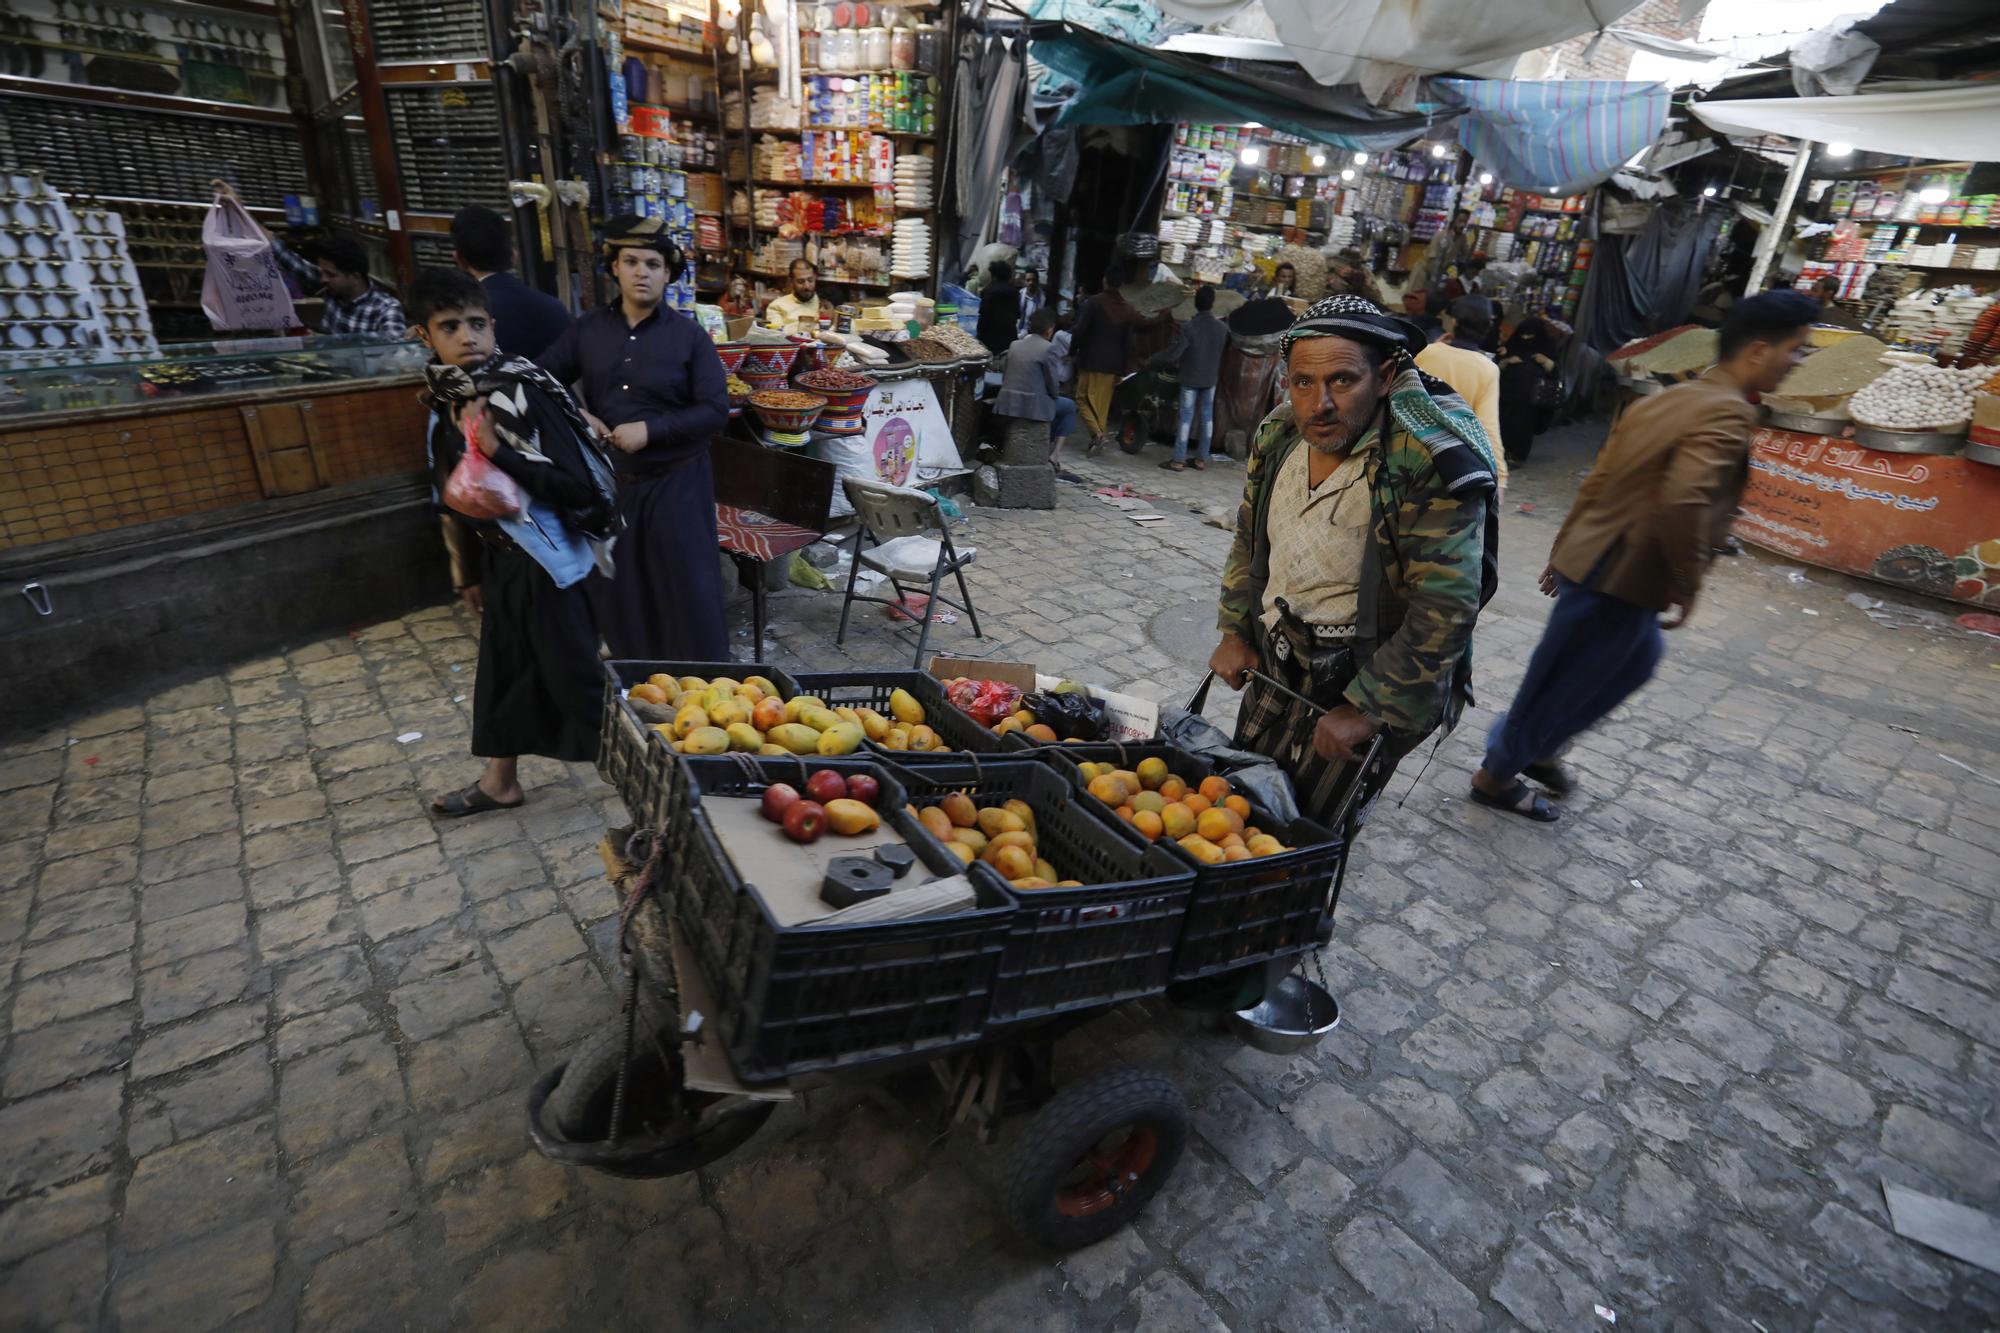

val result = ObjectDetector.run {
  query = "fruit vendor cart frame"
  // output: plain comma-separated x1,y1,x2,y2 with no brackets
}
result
525,664,1384,1249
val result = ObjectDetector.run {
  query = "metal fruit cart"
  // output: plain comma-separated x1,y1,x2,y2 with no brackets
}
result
524,662,1379,1248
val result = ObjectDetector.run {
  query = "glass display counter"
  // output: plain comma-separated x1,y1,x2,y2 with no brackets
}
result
0,334,430,420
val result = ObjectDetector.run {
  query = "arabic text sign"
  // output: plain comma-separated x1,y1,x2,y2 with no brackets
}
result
861,375,964,484
1736,428,2000,605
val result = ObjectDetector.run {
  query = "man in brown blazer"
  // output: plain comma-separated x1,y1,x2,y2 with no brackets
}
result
1470,290,1821,821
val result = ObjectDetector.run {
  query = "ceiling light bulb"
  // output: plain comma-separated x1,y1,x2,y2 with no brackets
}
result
1340,168,1356,182
1919,185,1950,203
1478,172,1493,186
1431,143,1450,158
1244,121,1263,130
1352,151,1368,166
1826,141,1852,157
1311,152,1326,167
1702,185,1718,197
1240,146,1261,165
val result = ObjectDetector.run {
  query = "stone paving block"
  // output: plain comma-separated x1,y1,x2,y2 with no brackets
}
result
273,1002,375,1064
436,1150,581,1258
35,846,138,900
1810,1202,1953,1311
254,893,356,963
121,1116,279,1251
110,1217,277,1332
138,837,240,889
346,844,450,900
17,919,133,980
5,1233,106,1331
278,1034,406,1161
356,873,465,942
0,1170,113,1267
128,1045,273,1157
1285,1081,1404,1172
242,819,335,875
404,1013,532,1115
2,1006,135,1100
138,942,262,1026
0,1074,124,1198
390,962,505,1042
275,944,372,1020
131,999,267,1080
12,953,135,1031
140,790,239,850
139,900,247,970
1332,1214,1482,1333
296,1225,427,1333
1489,1237,1603,1330
41,815,139,861
240,788,329,835
487,913,587,985
286,1132,416,1262
511,955,611,1059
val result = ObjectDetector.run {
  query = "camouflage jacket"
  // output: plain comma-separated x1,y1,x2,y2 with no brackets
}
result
1218,376,1498,737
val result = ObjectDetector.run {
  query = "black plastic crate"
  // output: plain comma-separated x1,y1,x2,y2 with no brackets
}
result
789,670,1006,758
597,660,801,831
889,756,1193,1024
1023,741,1353,983
667,754,1016,1081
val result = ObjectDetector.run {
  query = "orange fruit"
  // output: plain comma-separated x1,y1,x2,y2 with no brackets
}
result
1131,790,1166,816
1112,770,1143,796
1182,793,1212,816
1087,774,1130,806
1224,794,1251,820
994,717,1024,736
1199,775,1232,804
1025,723,1058,743
1220,833,1246,851
1132,809,1163,841
1114,806,1135,823
1223,845,1251,862
1196,807,1241,843
1135,757,1169,790
1160,802,1196,839
1157,776,1188,803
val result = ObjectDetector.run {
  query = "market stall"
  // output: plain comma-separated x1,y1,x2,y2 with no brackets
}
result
1607,323,2000,608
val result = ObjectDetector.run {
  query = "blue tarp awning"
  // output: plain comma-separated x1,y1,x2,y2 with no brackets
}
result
1434,78,1672,198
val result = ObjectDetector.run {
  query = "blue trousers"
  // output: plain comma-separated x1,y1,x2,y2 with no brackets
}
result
1049,396,1079,443
1482,576,1663,782
1174,385,1215,463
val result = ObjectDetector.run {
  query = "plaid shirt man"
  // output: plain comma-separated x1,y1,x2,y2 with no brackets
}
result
273,242,409,339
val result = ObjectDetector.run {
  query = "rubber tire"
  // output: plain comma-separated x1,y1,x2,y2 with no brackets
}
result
1003,1067,1188,1249
1116,411,1148,454
542,1028,773,1179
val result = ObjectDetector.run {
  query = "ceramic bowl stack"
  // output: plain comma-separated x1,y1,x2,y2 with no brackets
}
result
891,216,932,279
894,154,933,211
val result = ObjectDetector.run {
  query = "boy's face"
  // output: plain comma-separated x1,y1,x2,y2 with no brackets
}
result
615,247,668,307
421,305,496,368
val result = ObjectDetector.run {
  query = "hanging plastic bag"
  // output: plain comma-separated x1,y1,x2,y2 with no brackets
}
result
1157,673,1302,825
199,195,298,331
442,409,524,521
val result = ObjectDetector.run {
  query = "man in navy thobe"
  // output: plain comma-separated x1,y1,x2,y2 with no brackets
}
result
537,215,729,661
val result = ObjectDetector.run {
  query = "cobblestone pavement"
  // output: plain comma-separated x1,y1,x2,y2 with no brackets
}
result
4,419,2000,1331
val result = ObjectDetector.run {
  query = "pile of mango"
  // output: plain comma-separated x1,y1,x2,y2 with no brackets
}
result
626,674,949,756
1074,759,1291,864
911,793,1082,891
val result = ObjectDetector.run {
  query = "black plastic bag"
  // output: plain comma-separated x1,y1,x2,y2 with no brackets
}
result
1026,689,1108,741
1157,673,1302,825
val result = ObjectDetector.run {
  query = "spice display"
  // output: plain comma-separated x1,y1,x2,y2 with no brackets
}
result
1847,363,1990,430
797,367,877,391
1765,335,1889,414
1620,327,1719,376
749,389,826,410
726,374,752,398
922,322,991,359
900,337,959,363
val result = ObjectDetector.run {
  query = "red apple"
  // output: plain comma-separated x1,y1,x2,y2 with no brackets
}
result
760,783,801,824
783,800,827,844
844,773,881,807
805,770,847,806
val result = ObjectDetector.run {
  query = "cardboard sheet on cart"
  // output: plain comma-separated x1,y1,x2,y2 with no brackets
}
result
705,796,909,927
929,656,1160,746
667,917,793,1101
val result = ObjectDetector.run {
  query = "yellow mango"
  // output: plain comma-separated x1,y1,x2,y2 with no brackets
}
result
1003,799,1036,832
672,706,710,740
676,676,708,695
799,705,842,734
743,675,780,699
708,698,751,729
683,726,730,756
882,727,910,751
784,695,826,723
976,807,1026,838
709,676,742,694
1034,858,1058,883
758,743,791,756
908,724,938,751
816,722,865,756
857,708,891,741
724,723,764,753
768,723,823,756
888,687,924,725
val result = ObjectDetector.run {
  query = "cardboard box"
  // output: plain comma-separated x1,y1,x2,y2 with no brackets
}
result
928,657,1159,745
725,315,755,341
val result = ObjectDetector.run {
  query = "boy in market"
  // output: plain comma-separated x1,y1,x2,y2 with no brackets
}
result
409,267,624,818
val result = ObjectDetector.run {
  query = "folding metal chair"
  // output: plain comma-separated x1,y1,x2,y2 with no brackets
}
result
835,477,982,667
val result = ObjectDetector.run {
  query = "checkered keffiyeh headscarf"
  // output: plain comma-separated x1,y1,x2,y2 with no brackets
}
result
1281,293,1429,360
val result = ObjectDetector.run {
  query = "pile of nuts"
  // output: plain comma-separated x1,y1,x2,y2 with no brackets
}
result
797,367,877,391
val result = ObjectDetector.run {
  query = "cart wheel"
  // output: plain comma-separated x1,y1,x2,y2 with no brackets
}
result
1003,1067,1187,1249
543,1028,773,1178
1116,411,1148,454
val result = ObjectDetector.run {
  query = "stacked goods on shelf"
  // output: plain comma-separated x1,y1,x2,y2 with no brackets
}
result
805,72,936,135
892,216,933,279
1880,288,1999,360
894,155,934,210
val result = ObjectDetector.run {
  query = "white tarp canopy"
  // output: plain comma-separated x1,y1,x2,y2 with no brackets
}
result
1151,0,1654,89
1689,83,2000,161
